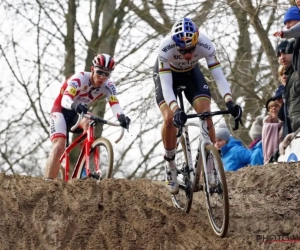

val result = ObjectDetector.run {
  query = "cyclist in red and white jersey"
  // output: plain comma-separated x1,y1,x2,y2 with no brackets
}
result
153,17,242,194
44,53,130,180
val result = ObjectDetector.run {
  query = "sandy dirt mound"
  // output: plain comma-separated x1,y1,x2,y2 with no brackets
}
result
0,163,300,250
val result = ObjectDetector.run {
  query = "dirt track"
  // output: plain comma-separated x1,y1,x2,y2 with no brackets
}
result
0,163,300,250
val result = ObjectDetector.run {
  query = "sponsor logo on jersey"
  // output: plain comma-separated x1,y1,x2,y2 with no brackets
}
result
68,86,77,96
197,42,211,50
70,81,79,88
107,82,117,95
162,44,176,53
174,55,184,60
172,60,198,69
77,97,90,104
50,115,56,134
109,95,119,105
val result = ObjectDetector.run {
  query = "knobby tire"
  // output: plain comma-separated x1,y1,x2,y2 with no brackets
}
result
171,135,193,213
76,137,114,180
203,144,229,237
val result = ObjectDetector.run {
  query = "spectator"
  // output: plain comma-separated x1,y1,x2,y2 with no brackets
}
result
275,40,294,138
266,85,285,110
280,7,300,132
262,97,283,163
278,65,287,87
273,5,300,39
248,116,264,166
214,125,251,171
273,6,300,154
276,39,294,72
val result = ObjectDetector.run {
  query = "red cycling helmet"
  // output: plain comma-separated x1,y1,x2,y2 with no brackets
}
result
92,53,116,71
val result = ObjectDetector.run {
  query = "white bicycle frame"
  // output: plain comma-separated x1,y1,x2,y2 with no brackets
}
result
178,119,213,191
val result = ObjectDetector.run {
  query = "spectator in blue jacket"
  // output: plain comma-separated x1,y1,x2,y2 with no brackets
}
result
214,125,251,171
248,116,264,166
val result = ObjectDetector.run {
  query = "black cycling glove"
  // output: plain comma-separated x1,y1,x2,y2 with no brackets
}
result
173,108,187,128
226,101,242,119
118,114,131,129
71,102,88,114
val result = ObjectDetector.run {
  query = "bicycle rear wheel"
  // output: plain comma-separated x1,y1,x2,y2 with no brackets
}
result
171,135,193,213
202,144,229,237
76,137,114,180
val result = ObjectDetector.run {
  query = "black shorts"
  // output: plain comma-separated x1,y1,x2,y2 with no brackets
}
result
153,59,211,107
62,108,83,133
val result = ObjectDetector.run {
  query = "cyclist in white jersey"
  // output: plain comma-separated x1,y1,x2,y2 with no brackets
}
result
44,53,130,180
153,18,242,194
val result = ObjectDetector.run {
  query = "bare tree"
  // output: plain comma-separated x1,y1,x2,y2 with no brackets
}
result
0,0,293,179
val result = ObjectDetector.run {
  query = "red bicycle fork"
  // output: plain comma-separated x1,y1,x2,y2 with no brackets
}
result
60,125,95,181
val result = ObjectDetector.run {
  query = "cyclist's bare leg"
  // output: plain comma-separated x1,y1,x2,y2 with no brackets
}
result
193,99,215,143
160,104,179,194
160,104,177,150
44,137,66,179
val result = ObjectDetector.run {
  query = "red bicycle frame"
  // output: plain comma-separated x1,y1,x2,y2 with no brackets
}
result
59,113,123,181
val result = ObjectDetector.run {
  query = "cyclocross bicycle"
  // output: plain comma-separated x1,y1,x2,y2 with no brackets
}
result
59,113,124,181
171,86,241,237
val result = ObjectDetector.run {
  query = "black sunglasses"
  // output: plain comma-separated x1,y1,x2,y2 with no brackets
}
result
177,46,196,55
95,70,110,77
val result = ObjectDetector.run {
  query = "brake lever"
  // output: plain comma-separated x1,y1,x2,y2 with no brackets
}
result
232,117,243,131
239,118,244,127
232,118,239,131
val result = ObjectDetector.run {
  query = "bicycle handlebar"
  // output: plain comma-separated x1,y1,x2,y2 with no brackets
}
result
175,86,243,138
185,110,242,131
71,112,84,132
175,110,243,137
70,113,124,143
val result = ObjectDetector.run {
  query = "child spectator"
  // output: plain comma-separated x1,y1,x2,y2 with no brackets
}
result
248,116,264,166
214,124,251,171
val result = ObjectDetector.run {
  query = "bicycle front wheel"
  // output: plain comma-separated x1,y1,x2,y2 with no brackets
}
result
76,137,114,180
171,135,193,213
202,144,229,237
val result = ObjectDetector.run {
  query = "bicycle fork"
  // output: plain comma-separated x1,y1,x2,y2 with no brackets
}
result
196,120,214,193
178,126,195,186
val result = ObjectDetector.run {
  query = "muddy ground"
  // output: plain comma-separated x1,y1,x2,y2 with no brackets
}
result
0,163,300,250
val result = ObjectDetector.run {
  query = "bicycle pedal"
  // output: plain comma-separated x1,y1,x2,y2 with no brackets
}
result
89,172,100,180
